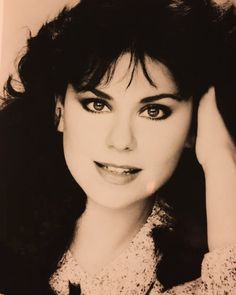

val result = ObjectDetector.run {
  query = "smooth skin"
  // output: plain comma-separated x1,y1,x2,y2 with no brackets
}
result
57,54,236,274
196,87,236,251
57,54,193,274
58,54,192,211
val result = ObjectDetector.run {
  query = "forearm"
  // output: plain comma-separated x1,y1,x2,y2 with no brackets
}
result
204,151,236,251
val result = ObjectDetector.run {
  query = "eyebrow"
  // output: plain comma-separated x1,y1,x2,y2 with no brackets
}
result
89,88,183,103
90,89,112,100
140,93,183,103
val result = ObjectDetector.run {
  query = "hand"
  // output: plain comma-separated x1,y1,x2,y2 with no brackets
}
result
195,87,236,170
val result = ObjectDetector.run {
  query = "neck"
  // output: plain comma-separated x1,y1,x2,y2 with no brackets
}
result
70,196,155,275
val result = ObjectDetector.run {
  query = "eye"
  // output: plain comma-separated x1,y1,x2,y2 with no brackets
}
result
139,104,171,120
80,98,111,113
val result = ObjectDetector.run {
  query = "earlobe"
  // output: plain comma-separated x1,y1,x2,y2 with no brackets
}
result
55,99,64,132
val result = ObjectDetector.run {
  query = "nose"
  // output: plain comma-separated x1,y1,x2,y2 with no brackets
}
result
106,116,137,152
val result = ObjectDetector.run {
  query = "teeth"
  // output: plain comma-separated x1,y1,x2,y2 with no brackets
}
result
104,165,131,175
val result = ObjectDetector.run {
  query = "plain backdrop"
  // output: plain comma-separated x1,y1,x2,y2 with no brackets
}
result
0,0,78,92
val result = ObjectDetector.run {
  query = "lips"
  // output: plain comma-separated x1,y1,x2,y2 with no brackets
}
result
94,161,142,185
94,161,141,174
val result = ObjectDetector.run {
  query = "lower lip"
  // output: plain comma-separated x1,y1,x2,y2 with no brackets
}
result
94,163,141,185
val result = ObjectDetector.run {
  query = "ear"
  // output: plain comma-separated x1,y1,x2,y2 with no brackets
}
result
55,98,64,132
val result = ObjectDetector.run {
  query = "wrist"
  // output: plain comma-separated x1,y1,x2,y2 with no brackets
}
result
201,148,236,174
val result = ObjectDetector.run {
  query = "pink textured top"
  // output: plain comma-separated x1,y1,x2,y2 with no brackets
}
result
49,203,236,294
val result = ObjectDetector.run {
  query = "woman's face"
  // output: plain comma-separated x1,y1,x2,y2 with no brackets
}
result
58,54,193,209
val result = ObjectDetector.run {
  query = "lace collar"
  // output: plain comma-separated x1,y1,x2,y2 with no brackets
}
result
49,201,167,295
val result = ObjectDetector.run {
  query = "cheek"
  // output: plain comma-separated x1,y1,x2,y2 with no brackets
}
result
61,112,105,187
137,118,191,195
138,109,192,171
63,111,108,156
153,124,189,158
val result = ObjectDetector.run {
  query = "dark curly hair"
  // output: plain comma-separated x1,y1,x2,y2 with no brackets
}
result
0,0,235,294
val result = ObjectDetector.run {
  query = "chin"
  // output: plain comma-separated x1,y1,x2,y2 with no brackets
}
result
83,185,151,210
79,175,165,210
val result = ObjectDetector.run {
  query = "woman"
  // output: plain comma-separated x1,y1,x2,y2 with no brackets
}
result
0,0,235,294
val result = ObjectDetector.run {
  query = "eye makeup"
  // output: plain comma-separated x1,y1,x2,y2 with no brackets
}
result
79,98,112,114
78,95,173,122
139,104,172,121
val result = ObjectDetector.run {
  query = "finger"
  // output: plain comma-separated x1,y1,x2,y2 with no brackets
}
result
198,87,216,113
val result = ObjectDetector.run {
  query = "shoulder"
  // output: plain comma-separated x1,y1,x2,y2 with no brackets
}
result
150,244,236,294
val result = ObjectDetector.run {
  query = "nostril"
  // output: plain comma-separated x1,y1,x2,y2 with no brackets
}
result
106,123,137,152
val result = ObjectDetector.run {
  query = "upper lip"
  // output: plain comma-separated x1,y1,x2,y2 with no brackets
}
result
94,161,142,172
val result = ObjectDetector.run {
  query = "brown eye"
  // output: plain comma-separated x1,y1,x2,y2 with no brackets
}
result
147,107,160,118
80,98,111,113
93,101,105,111
139,104,172,120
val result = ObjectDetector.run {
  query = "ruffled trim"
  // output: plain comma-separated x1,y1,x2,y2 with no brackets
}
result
50,200,166,295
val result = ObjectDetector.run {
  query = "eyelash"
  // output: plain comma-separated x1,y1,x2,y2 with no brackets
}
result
80,98,111,114
79,98,172,120
139,104,172,120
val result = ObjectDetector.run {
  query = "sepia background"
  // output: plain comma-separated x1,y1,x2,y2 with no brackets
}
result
0,0,235,292
0,0,78,92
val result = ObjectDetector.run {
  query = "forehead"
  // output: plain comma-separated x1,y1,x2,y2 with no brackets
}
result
98,53,178,96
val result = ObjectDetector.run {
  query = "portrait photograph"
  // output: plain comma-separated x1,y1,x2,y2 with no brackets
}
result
0,0,236,294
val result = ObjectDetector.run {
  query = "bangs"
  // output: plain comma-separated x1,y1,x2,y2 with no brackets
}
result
69,50,157,93
10,0,220,102
58,0,205,100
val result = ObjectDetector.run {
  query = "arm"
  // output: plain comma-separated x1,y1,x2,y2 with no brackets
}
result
150,87,236,294
195,87,236,251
